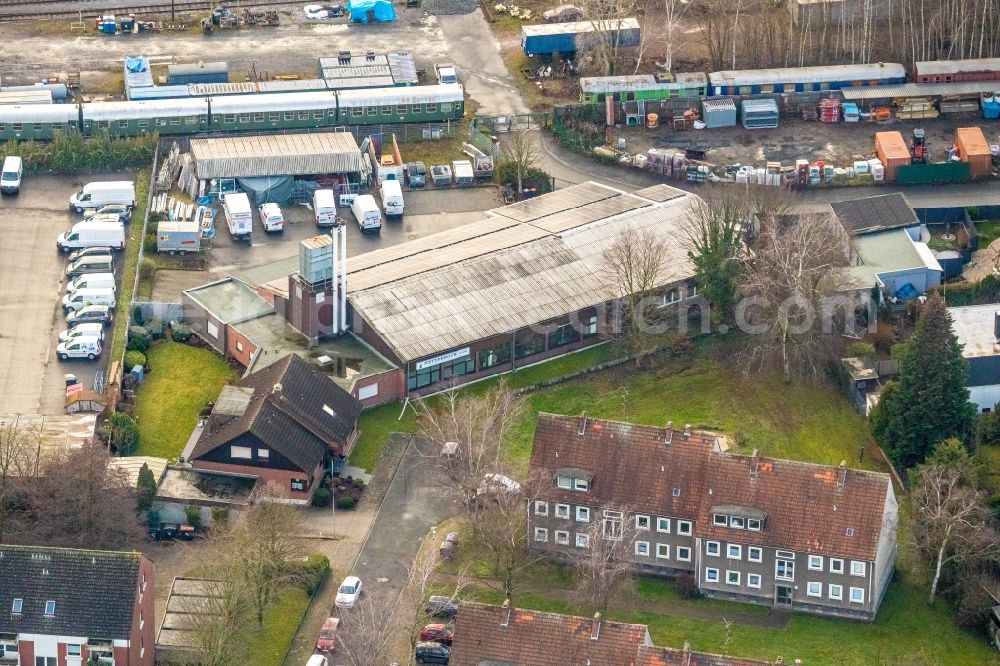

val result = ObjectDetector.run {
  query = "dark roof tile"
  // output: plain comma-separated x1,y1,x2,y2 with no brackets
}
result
831,193,919,236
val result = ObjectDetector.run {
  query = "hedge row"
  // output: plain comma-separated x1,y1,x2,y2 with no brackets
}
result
932,274,1000,307
1,130,158,174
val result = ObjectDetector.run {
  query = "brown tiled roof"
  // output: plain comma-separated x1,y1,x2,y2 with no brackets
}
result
529,413,719,519
449,602,651,666
696,454,890,561
636,645,776,666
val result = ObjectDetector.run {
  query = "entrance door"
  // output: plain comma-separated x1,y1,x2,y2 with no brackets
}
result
776,586,793,605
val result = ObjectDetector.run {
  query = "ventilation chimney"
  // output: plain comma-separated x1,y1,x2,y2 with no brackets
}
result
682,641,692,666
994,311,1000,340
683,424,692,437
500,598,512,627
578,412,587,436
750,449,760,478
590,612,601,641
837,460,847,489
272,383,282,394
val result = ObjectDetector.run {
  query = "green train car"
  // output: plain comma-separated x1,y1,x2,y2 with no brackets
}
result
579,73,708,103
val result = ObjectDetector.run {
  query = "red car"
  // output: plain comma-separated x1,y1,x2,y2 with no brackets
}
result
418,623,454,646
315,617,340,653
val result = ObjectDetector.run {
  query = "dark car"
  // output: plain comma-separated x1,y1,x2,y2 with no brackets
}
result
65,304,113,327
415,641,450,664
67,245,114,263
418,623,454,646
425,596,459,619
84,203,132,224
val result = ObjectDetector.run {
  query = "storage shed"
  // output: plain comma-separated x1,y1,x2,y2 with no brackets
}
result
874,131,911,183
167,61,229,85
740,99,779,129
701,98,737,128
954,127,992,179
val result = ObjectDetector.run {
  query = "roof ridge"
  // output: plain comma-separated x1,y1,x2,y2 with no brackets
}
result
715,451,891,480
0,544,141,558
461,601,648,631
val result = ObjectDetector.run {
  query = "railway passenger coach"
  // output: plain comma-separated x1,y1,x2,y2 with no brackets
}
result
707,63,907,96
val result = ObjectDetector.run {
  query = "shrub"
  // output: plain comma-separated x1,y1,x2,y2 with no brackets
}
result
335,496,356,510
291,554,330,594
127,326,151,353
210,507,229,526
136,463,157,512
124,350,146,370
184,505,202,529
142,232,158,255
145,318,164,340
675,573,701,599
352,477,366,490
147,507,161,528
171,322,193,342
846,341,876,359
106,412,139,456
132,304,145,325
868,322,897,354
313,487,332,507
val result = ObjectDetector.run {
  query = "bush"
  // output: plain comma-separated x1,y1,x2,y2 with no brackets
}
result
184,505,202,529
210,506,229,526
132,304,145,326
495,162,553,194
171,322,193,342
127,326,151,353
142,232,158,255
106,412,139,456
291,554,330,595
145,318,164,340
136,463,157,512
124,350,146,369
138,256,156,283
335,496,356,510
846,341,876,359
146,507,161,528
674,573,701,600
313,487,332,507
868,322,897,354
351,478,366,490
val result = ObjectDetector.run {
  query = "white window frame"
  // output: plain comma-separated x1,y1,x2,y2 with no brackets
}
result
534,527,548,542
725,570,740,586
67,645,82,657
677,520,692,535
829,584,843,601
747,518,762,531
555,504,570,519
636,515,650,531
850,587,865,604
534,500,548,516
635,541,650,557
776,559,795,581
576,533,590,548
851,561,866,577
656,517,670,533
808,555,823,571
807,581,822,597
556,476,572,489
257,448,269,460
748,547,762,563
555,530,570,545
727,544,742,560
713,514,727,526
705,567,719,583
676,546,692,562
688,284,698,298
730,516,746,529
830,558,844,574
776,550,795,559
656,543,670,559
230,445,252,460
748,573,762,589
706,541,720,557
576,506,590,522
574,478,589,491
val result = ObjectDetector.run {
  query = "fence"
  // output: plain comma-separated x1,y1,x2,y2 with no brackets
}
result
132,301,185,323
473,113,550,133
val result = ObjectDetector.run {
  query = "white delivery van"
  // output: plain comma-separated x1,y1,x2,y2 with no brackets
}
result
380,179,404,219
69,181,135,213
351,194,382,233
313,189,337,227
258,202,284,233
58,221,125,253
223,193,253,241
1,156,22,194
58,322,105,344
66,273,116,293
62,287,116,312
56,334,102,361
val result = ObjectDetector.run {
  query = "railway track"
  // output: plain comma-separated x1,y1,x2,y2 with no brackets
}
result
0,0,294,22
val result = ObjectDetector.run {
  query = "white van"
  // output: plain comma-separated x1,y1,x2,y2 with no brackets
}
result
58,323,105,344
62,287,116,312
56,334,102,361
69,181,135,213
305,656,328,666
223,192,253,241
258,202,284,233
66,273,116,293
1,156,22,194
380,179,404,218
350,194,382,233
313,189,337,227
58,221,125,252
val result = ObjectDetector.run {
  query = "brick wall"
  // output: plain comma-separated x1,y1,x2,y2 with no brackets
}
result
225,325,258,368
192,459,321,503
351,367,405,408
133,557,155,666
17,639,33,664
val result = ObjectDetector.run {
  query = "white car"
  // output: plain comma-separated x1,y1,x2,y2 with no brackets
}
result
477,473,521,496
335,575,362,609
58,323,105,344
56,335,102,361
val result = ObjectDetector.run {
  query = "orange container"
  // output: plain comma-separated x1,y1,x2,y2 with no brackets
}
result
955,127,992,179
874,131,911,183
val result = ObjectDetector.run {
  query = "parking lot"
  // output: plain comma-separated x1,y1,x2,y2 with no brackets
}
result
0,175,128,415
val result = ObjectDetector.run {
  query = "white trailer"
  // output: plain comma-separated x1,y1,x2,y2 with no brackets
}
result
157,220,202,254
223,192,253,241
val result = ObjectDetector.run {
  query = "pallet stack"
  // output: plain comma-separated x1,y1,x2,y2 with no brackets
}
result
818,98,841,123
895,97,938,120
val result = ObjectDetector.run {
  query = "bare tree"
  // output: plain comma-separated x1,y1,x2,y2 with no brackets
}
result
660,0,691,72
498,130,542,198
336,597,399,666
0,420,41,543
601,227,669,366
570,504,637,613
185,576,256,666
575,0,642,75
399,546,470,664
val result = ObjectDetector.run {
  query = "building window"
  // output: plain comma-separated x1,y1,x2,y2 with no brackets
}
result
851,561,866,577
776,550,795,559
727,544,742,560
534,500,548,516
662,289,680,305
677,520,692,535
747,518,762,531
548,323,582,349
574,478,589,491
477,342,512,370
603,512,623,541
576,506,590,522
688,284,698,298
582,315,598,337
257,449,269,460
44,601,55,616
850,587,865,604
576,533,590,548
672,487,681,497
713,514,727,526
748,573,762,589
726,570,740,586
729,516,745,529
656,543,669,559
776,559,795,581
35,659,56,666
830,558,844,574
807,582,822,597
10,599,21,614
705,568,719,583
230,445,252,460
748,547,762,563
555,504,570,519
656,517,670,533
407,354,475,390
534,527,548,542
555,530,569,545
636,515,650,531
67,645,81,657
557,476,572,489
829,584,843,601
808,555,823,571
291,479,306,492
706,541,720,557
635,541,649,557
235,340,244,352
676,547,691,562
206,321,219,338
514,330,545,359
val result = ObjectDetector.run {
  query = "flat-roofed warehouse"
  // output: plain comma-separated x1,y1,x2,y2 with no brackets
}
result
189,131,367,201
341,181,705,393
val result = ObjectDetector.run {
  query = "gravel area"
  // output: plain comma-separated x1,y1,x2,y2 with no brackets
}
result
963,239,1000,282
423,0,478,15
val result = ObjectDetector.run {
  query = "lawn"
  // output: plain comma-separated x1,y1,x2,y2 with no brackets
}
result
975,220,1000,248
246,585,311,666
133,340,238,458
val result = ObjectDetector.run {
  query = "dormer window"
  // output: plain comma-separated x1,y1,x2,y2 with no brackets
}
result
713,514,727,526
44,601,55,616
730,516,745,529
573,478,589,491
747,518,762,531
10,599,21,614
557,477,572,489
555,468,592,493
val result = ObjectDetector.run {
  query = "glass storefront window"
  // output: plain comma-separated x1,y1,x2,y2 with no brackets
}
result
548,323,581,349
408,355,475,390
477,342,512,370
514,330,546,360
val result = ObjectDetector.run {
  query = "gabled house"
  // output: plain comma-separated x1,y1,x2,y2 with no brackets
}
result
0,545,154,666
186,354,362,503
527,413,898,621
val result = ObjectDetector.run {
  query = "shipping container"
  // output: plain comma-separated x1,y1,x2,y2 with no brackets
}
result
914,58,1000,84
954,127,992,179
521,18,641,58
874,131,911,183
167,61,229,85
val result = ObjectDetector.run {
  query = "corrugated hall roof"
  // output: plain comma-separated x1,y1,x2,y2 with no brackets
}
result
191,132,363,179
841,81,1000,100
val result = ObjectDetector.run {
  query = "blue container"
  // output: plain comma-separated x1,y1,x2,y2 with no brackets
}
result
522,18,640,57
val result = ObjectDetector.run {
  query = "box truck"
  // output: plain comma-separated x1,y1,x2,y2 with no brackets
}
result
223,192,253,241
157,220,202,254
313,189,337,227
351,195,382,233
380,179,404,218
58,221,125,252
69,181,135,213
258,202,284,233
